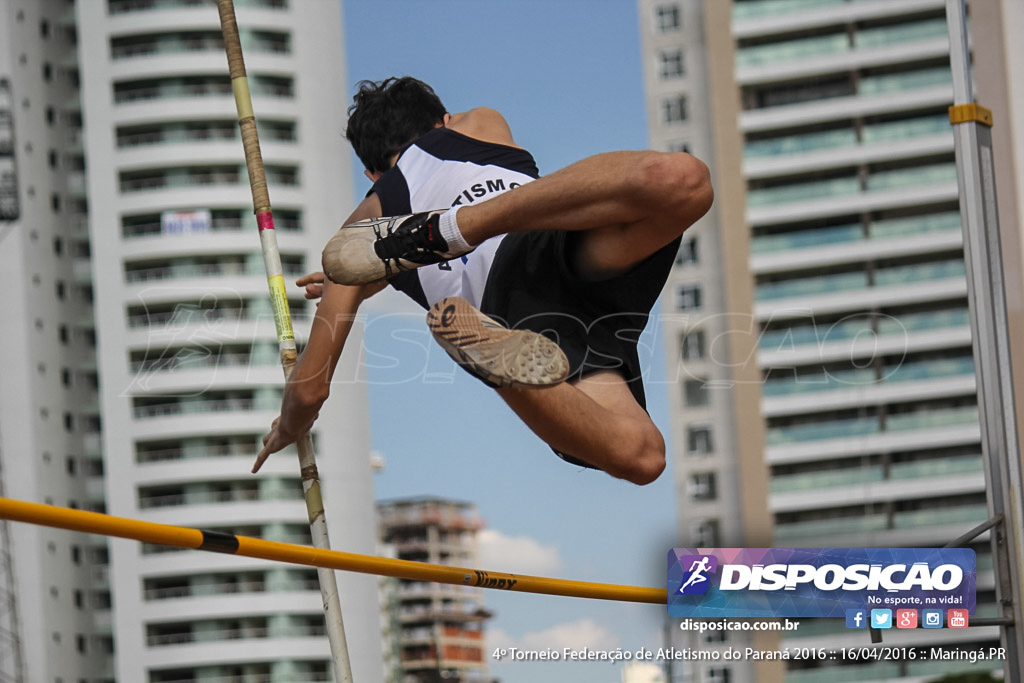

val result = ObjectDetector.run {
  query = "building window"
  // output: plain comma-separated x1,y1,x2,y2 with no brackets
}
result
656,4,681,32
692,518,720,546
703,628,727,644
675,284,702,311
659,49,685,79
676,237,698,265
688,472,717,501
707,667,732,683
684,379,708,407
663,94,688,123
687,424,714,455
668,140,692,154
681,329,706,361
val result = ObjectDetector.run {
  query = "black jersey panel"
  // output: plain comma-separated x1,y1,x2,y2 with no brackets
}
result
414,128,539,179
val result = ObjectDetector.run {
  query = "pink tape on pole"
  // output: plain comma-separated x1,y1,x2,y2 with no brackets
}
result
257,212,275,231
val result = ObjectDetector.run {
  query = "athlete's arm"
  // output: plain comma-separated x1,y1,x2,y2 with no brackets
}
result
253,193,385,472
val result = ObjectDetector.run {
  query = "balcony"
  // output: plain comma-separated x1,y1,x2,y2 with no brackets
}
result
774,504,988,544
755,276,967,322
733,0,946,40
771,464,986,510
740,85,953,136
133,396,256,420
737,39,951,88
752,220,961,276
762,360,976,417
766,404,978,447
108,0,285,13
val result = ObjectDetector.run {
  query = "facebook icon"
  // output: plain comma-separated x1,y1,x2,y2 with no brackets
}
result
846,609,867,629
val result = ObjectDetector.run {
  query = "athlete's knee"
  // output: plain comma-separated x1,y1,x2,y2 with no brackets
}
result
636,151,713,218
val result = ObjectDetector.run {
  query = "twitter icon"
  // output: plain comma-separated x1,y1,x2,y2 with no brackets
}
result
870,609,893,629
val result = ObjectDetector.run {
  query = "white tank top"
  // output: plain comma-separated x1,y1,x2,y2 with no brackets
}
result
370,127,539,309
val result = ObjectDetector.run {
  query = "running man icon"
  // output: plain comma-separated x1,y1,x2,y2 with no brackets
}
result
678,556,715,595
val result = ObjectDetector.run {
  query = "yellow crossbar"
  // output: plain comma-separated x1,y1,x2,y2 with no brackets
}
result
0,498,667,605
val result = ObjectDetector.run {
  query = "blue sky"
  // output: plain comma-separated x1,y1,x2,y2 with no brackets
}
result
341,1,680,681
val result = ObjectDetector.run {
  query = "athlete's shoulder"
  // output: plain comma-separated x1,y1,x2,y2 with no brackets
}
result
446,108,521,149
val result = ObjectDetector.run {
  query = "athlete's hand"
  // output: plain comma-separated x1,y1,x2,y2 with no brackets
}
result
253,416,302,473
296,272,326,300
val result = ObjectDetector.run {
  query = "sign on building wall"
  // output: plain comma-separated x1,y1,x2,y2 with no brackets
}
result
160,209,212,235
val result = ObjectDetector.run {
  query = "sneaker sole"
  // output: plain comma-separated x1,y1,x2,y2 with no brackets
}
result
427,297,570,388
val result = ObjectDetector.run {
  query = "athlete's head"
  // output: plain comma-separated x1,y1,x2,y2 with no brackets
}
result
345,76,448,175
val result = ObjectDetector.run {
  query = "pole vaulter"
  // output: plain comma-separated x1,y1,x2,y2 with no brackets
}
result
215,2,353,680
0,498,666,605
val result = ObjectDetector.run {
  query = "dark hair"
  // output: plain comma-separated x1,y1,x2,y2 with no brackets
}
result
345,77,447,174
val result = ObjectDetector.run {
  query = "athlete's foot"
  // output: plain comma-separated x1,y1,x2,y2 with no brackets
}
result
322,211,471,285
427,297,570,388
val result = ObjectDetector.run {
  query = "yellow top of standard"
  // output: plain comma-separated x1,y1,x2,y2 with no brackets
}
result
949,103,993,127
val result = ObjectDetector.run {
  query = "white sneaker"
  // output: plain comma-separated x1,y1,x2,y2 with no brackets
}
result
323,211,468,285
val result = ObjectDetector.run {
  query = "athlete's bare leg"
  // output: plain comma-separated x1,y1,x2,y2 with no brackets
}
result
496,370,666,486
454,150,712,275
448,151,705,484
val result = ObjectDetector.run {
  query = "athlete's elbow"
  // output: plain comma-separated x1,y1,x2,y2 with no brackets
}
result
638,152,713,221
672,154,714,218
629,450,667,486
612,432,667,486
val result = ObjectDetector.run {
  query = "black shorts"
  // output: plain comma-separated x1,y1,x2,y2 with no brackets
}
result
480,230,680,469
480,229,681,469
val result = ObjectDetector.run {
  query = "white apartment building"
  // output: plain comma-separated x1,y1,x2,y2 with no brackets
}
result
639,0,1014,681
637,1,777,681
0,1,383,681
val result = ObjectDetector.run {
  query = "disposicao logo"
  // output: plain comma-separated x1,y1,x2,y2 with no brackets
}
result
667,548,976,618
676,555,718,595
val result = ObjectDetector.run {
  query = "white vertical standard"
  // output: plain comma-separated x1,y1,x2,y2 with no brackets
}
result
945,0,1024,678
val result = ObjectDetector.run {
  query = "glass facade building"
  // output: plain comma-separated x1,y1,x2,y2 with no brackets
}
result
638,0,1017,680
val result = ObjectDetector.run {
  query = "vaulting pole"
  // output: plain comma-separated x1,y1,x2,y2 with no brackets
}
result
0,498,667,605
215,3,352,681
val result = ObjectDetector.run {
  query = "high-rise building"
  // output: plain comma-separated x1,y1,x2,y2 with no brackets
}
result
377,497,492,683
637,1,778,681
638,0,1016,680
0,1,382,681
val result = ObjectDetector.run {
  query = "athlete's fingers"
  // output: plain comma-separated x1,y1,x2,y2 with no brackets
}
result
295,271,325,287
